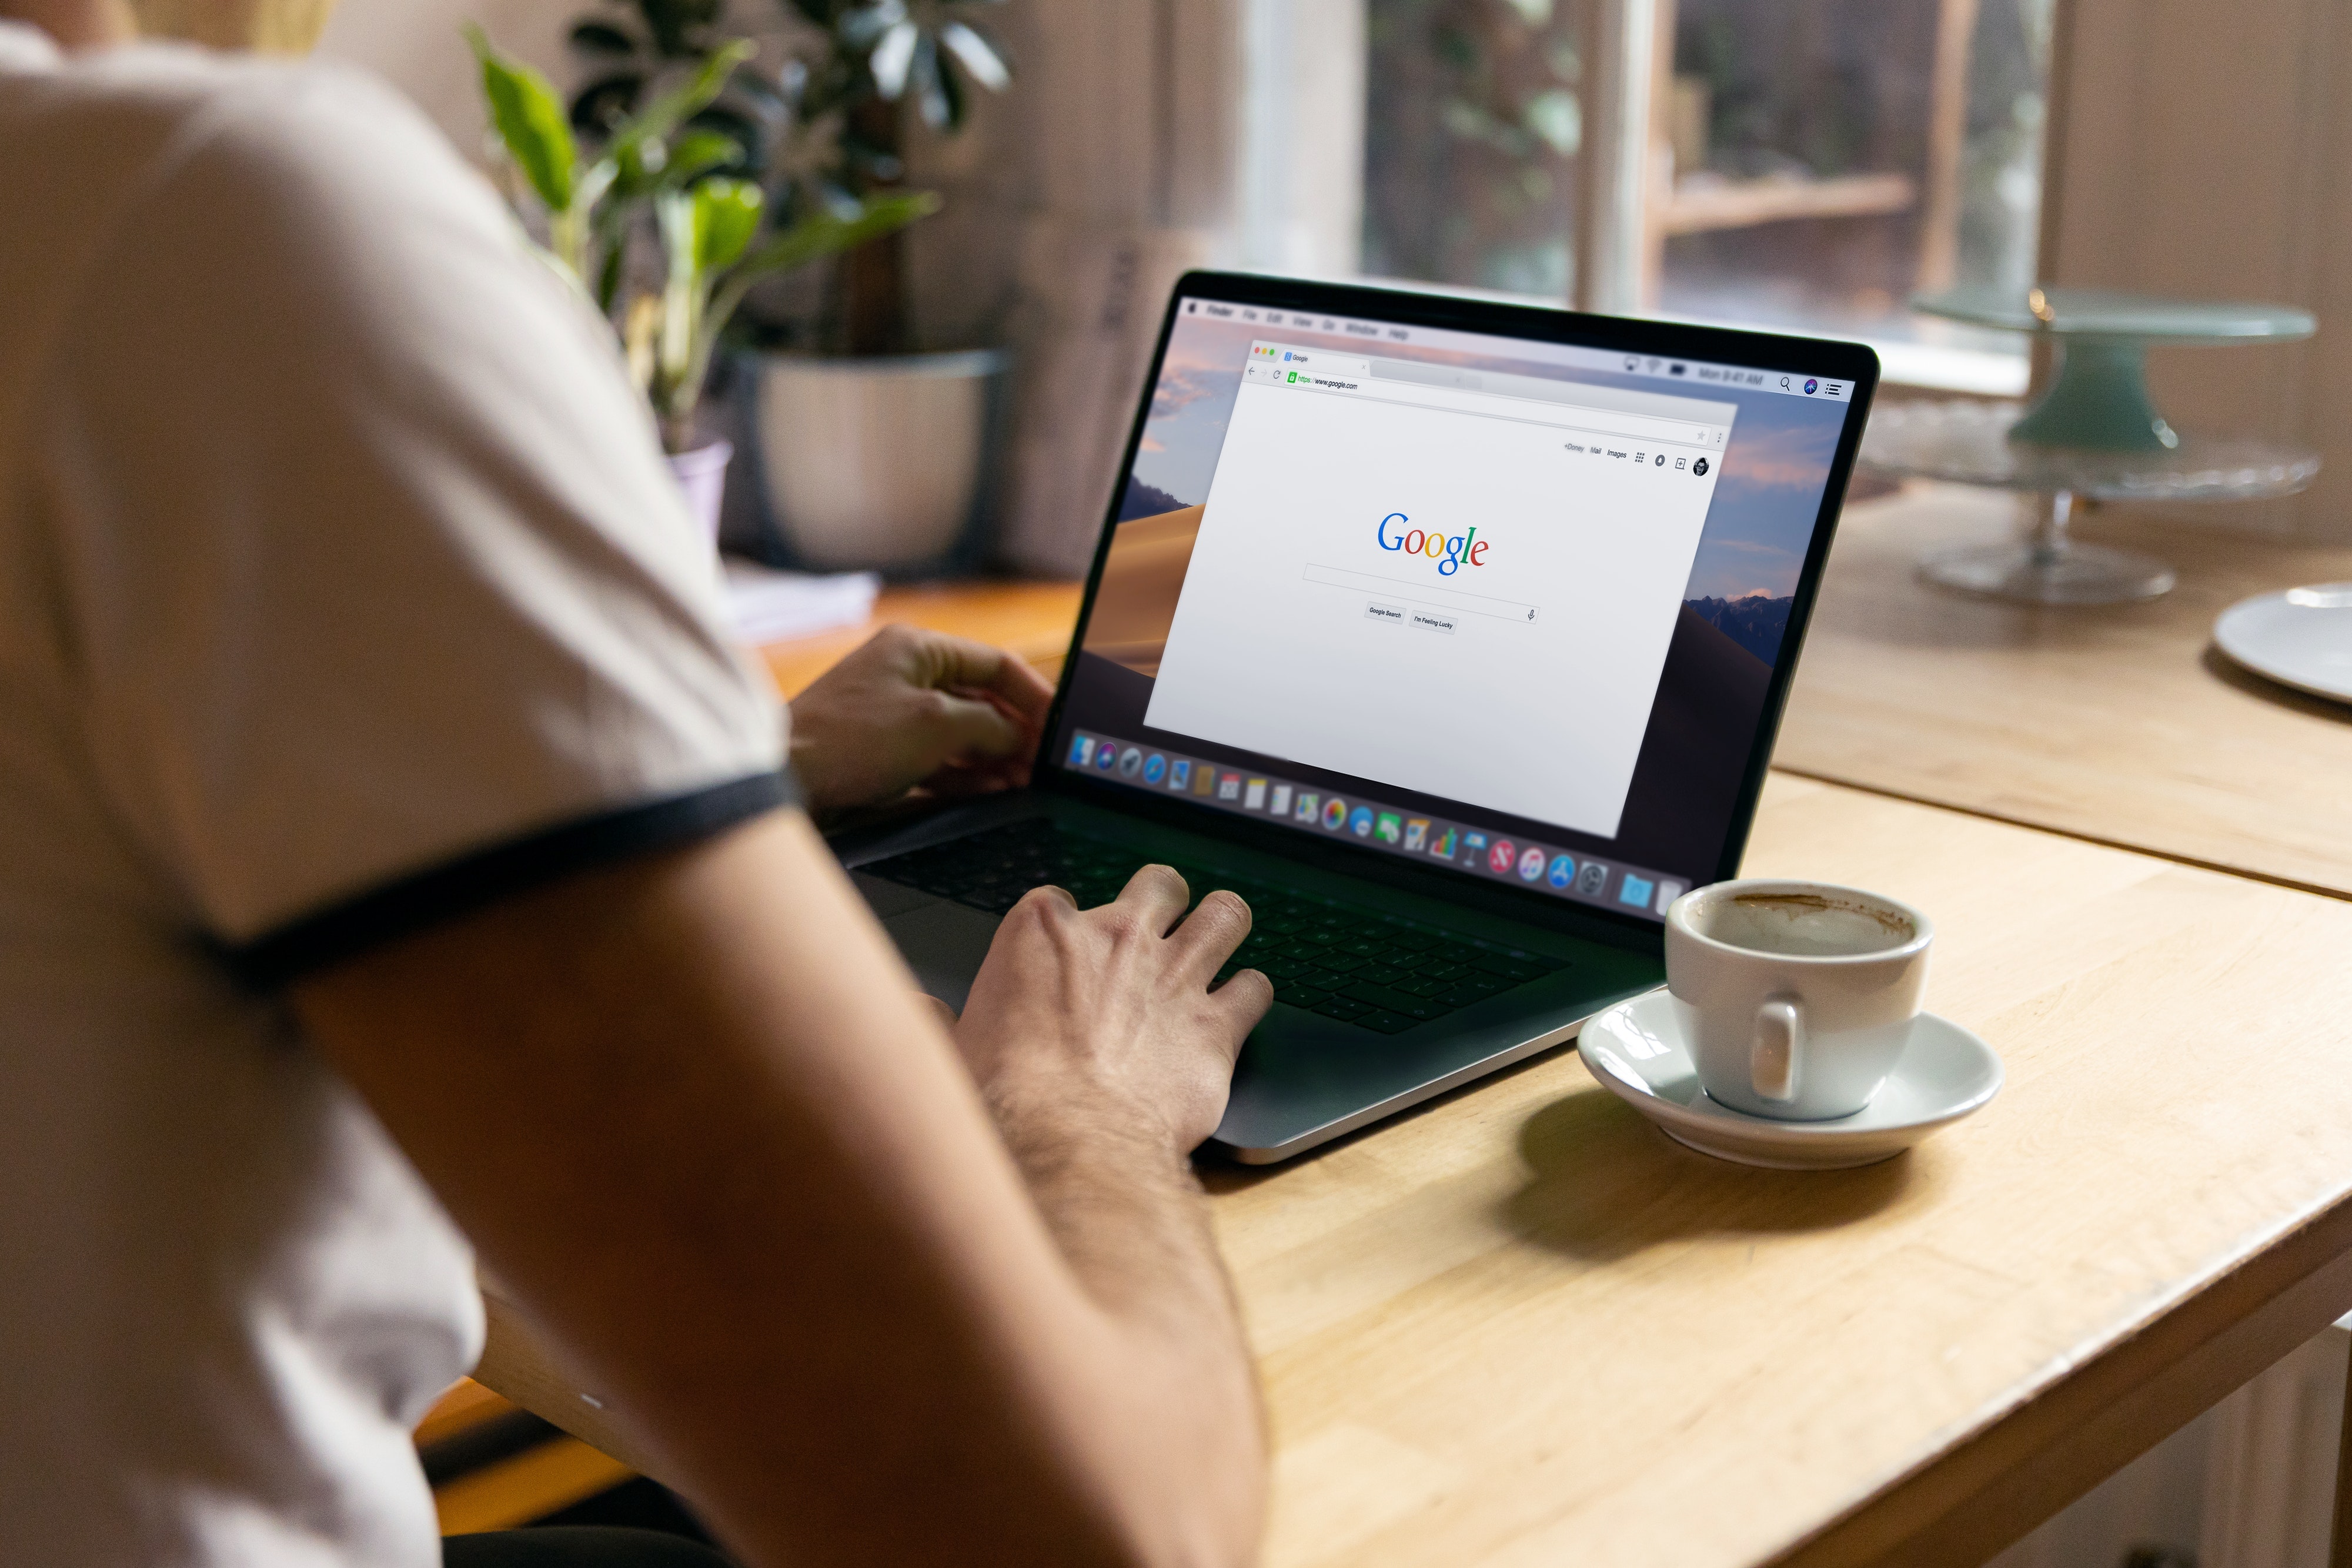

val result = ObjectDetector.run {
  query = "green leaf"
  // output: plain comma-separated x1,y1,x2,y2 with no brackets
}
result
609,38,756,157
466,25,578,212
665,128,744,187
731,189,940,282
693,178,766,273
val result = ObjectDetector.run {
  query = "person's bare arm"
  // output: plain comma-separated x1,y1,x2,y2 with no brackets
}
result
294,810,1271,1568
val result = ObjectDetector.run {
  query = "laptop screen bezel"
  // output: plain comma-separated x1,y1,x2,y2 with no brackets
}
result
1030,269,1881,945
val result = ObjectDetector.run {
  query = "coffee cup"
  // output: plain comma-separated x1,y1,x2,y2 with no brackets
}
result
1662,880,1932,1121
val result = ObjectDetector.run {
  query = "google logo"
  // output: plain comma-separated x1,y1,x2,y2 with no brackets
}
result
1377,513,1488,577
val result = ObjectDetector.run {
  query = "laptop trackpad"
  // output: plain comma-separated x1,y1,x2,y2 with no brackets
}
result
877,901,1001,1013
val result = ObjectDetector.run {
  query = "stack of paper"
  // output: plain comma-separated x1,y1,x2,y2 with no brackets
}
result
722,558,882,646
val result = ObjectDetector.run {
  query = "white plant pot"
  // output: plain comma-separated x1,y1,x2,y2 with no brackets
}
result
665,439,732,549
751,349,1007,572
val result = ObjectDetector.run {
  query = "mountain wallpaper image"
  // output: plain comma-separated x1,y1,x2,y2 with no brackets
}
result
1686,594,1793,667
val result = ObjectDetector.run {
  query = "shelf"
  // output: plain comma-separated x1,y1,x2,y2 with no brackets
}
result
1658,172,1917,237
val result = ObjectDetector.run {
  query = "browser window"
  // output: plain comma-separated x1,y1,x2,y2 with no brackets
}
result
1050,291,1859,923
1145,341,1735,838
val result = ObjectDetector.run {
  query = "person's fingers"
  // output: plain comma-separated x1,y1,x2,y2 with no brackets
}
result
901,630,1054,730
1206,968,1275,1054
922,690,1029,763
1165,888,1252,981
1112,863,1192,936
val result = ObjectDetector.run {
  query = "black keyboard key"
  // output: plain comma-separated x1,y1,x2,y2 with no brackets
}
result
1283,986,1334,1009
1341,980,1420,1012
1359,1010,1418,1034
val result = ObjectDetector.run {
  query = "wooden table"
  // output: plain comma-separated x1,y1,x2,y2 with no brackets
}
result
1777,484,2352,897
756,579,1083,698
475,771,2352,1567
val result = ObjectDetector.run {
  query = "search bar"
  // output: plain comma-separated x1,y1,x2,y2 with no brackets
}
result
1357,373,1725,447
1302,563,1542,623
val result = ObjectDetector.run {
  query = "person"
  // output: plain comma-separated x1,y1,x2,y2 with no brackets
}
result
0,4,1272,1567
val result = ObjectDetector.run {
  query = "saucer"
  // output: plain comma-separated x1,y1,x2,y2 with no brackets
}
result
2214,586,2352,706
1577,991,2003,1169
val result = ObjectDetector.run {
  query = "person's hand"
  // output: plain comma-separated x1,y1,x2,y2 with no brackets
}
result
788,624,1054,814
955,865,1273,1155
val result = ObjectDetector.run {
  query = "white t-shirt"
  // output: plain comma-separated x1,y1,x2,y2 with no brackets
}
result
0,24,786,1566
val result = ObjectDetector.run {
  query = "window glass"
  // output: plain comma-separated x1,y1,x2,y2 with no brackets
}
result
1659,0,2052,355
1362,0,1586,299
1357,0,2052,377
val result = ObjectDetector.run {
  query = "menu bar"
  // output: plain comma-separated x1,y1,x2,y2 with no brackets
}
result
1066,731,1689,921
1184,295,1853,402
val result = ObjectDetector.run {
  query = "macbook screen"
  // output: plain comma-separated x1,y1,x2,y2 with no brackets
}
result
1048,287,1862,925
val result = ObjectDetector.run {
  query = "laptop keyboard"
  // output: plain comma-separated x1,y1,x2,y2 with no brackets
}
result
861,819,1568,1034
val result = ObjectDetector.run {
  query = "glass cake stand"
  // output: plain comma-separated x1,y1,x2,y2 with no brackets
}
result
1860,287,2320,605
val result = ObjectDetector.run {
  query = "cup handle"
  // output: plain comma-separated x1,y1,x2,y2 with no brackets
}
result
1752,999,1802,1104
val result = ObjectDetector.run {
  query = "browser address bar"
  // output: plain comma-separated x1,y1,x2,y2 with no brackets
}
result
1355,372,1726,447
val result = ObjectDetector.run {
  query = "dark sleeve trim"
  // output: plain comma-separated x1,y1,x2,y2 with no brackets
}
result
222,770,799,991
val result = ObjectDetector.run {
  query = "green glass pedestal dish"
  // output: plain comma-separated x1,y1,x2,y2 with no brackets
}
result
1859,287,2320,605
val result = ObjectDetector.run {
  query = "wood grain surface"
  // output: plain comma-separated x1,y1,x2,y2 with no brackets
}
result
756,579,1082,698
1777,484,2352,897
473,774,2352,1566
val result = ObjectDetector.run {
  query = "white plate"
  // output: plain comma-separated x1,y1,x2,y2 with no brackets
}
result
2214,585,2352,706
1578,991,2003,1170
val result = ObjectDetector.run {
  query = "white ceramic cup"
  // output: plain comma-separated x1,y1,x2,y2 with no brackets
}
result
1662,880,1933,1121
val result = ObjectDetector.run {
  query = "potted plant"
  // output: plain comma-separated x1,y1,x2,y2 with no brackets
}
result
564,0,1017,571
465,20,934,541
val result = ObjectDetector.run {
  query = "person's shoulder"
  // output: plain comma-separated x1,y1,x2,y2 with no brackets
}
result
106,49,495,239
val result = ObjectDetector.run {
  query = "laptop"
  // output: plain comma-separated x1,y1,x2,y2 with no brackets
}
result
833,272,1879,1163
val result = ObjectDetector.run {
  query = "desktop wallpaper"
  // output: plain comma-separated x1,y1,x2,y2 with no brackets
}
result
1058,307,1857,881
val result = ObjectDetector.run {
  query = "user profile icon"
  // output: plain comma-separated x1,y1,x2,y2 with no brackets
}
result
1692,457,1710,476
